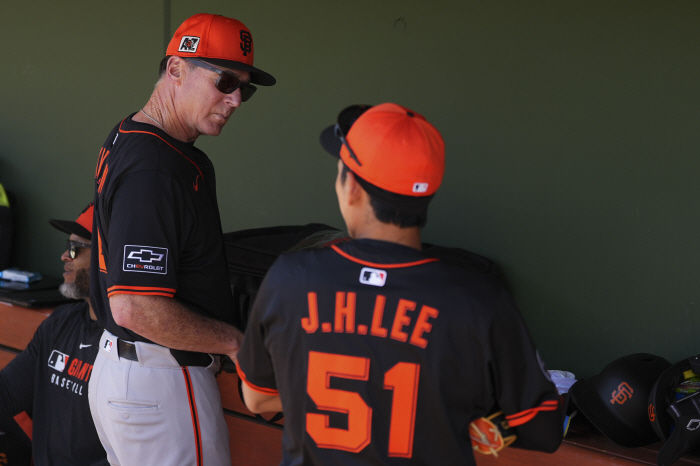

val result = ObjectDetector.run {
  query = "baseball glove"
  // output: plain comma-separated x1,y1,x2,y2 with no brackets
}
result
469,411,517,456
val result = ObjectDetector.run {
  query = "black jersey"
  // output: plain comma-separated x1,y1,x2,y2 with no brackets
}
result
91,114,235,342
237,239,561,466
0,302,107,466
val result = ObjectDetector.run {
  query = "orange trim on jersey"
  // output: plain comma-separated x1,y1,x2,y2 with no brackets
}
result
108,290,175,298
98,229,107,274
182,367,203,466
236,363,280,396
118,119,204,180
107,285,176,293
97,164,109,194
107,285,176,298
13,412,32,440
95,147,110,179
330,244,440,269
505,398,560,427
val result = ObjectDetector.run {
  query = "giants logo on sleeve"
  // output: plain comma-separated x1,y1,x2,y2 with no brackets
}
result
123,245,168,274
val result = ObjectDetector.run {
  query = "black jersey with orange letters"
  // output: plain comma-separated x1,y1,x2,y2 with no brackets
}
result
90,114,235,342
0,302,107,465
237,239,561,466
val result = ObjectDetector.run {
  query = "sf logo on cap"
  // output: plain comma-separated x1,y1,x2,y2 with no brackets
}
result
240,30,252,56
610,382,634,405
179,36,200,53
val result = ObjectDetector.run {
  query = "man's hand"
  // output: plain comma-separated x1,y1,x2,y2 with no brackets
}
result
227,328,243,362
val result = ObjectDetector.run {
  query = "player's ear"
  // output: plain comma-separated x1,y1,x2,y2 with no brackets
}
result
343,170,365,206
166,56,185,83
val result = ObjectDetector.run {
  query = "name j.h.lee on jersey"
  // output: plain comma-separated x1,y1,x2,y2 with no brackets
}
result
48,350,93,396
300,291,439,349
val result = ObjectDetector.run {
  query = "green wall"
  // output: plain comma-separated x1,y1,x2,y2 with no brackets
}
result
1,1,698,378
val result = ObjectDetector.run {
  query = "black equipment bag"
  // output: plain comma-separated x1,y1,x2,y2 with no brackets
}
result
224,223,349,333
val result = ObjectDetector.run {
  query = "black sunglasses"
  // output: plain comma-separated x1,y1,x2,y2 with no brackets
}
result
334,104,373,167
66,240,91,259
186,58,257,102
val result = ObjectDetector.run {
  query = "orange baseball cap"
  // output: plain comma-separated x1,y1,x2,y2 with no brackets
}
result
166,13,275,86
49,202,93,239
320,103,445,198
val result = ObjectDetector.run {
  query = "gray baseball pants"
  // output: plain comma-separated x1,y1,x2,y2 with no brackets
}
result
88,330,231,466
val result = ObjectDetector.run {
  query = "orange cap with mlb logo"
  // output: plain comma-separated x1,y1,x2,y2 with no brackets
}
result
166,13,276,86
320,103,445,199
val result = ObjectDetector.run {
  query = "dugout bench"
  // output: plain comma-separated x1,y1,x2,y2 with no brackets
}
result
1,301,698,466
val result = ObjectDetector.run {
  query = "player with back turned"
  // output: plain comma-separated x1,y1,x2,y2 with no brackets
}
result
236,103,563,465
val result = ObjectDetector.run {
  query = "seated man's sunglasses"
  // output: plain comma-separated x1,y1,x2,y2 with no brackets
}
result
66,240,91,259
186,58,257,102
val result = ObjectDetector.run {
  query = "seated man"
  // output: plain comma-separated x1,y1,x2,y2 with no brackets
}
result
0,203,107,465
237,103,563,465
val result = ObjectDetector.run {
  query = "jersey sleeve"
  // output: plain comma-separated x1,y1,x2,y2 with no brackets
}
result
0,318,43,419
488,285,563,452
236,263,281,396
104,169,194,299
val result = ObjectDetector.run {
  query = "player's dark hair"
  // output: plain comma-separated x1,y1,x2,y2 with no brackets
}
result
340,163,428,228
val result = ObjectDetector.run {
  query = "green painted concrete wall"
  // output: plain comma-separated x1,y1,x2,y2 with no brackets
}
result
1,1,699,378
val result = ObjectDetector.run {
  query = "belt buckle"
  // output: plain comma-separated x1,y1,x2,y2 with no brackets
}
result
117,339,138,361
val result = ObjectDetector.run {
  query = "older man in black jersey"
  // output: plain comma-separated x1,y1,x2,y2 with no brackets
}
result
88,12,276,466
237,103,563,465
0,202,107,465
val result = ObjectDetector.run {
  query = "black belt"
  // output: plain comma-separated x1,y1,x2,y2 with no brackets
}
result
116,339,213,367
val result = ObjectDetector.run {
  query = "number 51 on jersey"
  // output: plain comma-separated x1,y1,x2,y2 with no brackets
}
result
306,351,420,458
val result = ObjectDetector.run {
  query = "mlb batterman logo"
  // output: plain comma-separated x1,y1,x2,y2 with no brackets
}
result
359,267,387,287
413,182,429,193
48,350,69,372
